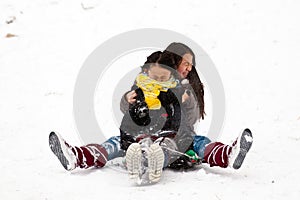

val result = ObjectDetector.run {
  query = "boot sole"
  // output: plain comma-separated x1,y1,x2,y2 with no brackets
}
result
148,143,164,183
232,128,253,169
125,143,143,180
49,132,75,171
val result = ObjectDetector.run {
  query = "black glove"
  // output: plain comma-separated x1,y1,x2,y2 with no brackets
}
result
168,153,200,170
129,100,150,126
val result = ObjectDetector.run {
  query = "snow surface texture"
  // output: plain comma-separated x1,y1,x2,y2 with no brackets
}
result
1,0,300,199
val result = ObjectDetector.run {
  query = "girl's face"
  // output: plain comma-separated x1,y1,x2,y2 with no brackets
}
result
177,53,193,79
148,64,171,82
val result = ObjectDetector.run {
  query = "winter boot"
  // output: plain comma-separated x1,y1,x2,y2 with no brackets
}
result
49,132,77,170
125,143,143,180
125,139,165,183
147,143,164,182
203,128,253,169
49,132,108,170
229,128,253,169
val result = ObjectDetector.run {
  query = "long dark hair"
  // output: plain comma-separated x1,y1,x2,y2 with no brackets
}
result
165,42,205,120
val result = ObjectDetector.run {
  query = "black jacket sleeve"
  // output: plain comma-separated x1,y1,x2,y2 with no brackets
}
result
158,89,181,132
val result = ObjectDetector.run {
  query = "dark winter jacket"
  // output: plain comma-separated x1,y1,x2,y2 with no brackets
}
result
120,84,183,150
120,80,197,153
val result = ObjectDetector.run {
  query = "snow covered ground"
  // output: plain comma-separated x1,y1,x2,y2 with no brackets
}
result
1,0,300,199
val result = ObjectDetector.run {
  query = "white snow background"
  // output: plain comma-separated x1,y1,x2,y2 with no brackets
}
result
1,0,300,199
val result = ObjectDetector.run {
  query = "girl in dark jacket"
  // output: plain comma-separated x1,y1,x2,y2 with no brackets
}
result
120,51,186,182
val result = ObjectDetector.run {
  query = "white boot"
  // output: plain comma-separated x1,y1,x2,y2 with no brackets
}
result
125,140,165,184
148,143,164,183
125,143,143,180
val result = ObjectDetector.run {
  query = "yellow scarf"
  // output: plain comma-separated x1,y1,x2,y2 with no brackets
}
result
136,73,178,110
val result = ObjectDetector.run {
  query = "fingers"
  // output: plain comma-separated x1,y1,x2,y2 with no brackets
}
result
126,90,137,104
182,91,190,103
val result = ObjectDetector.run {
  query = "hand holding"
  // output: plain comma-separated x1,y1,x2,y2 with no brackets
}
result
126,90,137,104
